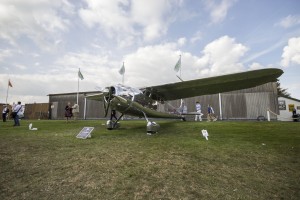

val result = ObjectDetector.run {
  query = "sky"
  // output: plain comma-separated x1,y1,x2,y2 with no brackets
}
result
0,0,300,104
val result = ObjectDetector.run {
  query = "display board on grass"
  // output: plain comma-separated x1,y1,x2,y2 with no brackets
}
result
76,127,94,139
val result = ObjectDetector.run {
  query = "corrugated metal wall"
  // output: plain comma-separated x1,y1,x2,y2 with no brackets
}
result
48,82,278,120
166,82,278,120
49,92,104,119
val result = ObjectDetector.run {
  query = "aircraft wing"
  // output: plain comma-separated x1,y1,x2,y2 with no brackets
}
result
142,68,283,101
85,93,105,101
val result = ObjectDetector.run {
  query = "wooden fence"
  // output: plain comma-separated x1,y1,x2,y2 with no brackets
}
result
24,103,50,120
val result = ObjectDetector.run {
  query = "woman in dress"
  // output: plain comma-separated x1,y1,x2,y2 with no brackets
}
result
65,102,73,122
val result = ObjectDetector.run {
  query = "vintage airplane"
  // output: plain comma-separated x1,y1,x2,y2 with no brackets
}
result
86,68,283,134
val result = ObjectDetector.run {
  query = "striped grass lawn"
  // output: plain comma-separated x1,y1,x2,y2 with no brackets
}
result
0,119,299,199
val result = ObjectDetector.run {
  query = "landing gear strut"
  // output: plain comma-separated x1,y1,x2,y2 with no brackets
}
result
106,113,124,130
141,111,160,135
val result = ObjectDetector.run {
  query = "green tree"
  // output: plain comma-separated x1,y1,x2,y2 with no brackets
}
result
277,81,291,98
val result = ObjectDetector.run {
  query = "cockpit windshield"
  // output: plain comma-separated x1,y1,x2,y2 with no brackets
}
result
110,84,142,97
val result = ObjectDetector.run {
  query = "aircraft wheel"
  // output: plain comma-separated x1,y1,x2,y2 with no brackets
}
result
106,120,120,130
146,121,160,134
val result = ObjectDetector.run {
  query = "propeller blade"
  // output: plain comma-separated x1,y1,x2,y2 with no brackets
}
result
104,87,113,117
103,96,108,116
104,100,110,117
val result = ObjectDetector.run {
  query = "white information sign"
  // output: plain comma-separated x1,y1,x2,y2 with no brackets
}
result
76,127,94,139
201,129,209,140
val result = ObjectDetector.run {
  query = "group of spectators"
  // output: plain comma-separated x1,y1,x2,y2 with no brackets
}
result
64,102,80,122
3,100,298,124
194,101,217,122
1,101,81,126
2,101,23,126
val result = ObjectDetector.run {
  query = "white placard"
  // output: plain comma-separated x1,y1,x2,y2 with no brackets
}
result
76,127,94,139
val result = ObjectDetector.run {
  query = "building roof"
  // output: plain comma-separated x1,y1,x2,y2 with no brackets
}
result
279,96,300,103
48,91,99,97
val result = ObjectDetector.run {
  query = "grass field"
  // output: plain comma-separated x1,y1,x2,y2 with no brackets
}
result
0,119,299,199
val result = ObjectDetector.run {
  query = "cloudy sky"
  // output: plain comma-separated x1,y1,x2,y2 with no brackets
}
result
0,0,300,104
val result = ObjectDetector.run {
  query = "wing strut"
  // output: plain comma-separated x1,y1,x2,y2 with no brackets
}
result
141,111,149,122
112,113,124,128
107,112,124,130
176,75,184,82
141,111,160,134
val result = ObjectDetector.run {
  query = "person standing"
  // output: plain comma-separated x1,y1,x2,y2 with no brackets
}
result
195,101,203,121
72,103,79,120
292,107,296,116
13,101,23,126
207,104,217,122
65,102,73,122
2,105,9,122
110,110,118,121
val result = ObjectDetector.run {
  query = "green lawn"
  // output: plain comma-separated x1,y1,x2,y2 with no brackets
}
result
0,119,299,199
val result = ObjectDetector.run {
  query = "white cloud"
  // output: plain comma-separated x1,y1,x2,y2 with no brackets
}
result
79,0,133,32
131,0,175,41
54,52,123,86
248,62,265,70
248,62,276,70
15,64,27,70
190,31,202,44
177,37,187,46
123,43,180,87
203,0,237,24
0,1,299,104
0,49,12,62
30,53,40,58
281,37,300,66
0,35,253,104
0,0,73,49
123,36,248,86
79,0,182,46
277,15,300,28
197,35,248,76
0,73,85,103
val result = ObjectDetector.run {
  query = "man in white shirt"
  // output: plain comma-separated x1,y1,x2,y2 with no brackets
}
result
195,101,203,121
2,105,9,122
13,101,23,126
72,103,79,120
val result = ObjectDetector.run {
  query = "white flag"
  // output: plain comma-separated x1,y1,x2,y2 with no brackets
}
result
119,62,125,75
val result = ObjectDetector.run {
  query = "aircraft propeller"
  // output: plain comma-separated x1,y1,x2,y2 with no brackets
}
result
103,87,114,117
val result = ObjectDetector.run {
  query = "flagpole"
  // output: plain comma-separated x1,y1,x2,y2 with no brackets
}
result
123,62,125,84
122,74,124,85
179,55,182,78
6,80,9,104
77,68,80,104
